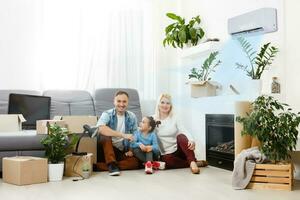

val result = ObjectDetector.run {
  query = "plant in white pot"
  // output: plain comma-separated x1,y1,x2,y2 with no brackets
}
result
187,51,221,97
235,37,279,95
41,124,78,181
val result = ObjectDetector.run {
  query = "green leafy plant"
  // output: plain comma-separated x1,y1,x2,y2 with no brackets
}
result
163,13,205,48
236,37,279,79
236,95,300,162
41,124,78,164
188,51,221,81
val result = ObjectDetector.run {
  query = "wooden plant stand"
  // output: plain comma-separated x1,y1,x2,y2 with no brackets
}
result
247,163,293,191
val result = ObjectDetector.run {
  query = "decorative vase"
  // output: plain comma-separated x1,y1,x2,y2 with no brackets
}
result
48,163,64,181
249,79,262,97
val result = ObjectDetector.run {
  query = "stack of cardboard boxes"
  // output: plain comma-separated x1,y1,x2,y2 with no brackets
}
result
1,114,98,185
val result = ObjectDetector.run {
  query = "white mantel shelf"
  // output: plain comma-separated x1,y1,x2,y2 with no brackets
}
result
181,41,222,59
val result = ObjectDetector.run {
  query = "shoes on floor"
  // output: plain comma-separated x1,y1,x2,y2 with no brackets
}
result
145,161,153,174
108,162,120,176
190,161,200,174
152,161,166,170
196,160,208,167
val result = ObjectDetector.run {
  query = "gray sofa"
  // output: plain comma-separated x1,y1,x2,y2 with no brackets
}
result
0,88,142,172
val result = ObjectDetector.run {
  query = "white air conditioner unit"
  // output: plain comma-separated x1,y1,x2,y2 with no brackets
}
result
228,8,277,36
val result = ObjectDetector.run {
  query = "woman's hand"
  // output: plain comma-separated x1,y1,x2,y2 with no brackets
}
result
188,141,195,150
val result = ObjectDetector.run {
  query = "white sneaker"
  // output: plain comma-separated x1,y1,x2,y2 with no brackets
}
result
145,161,153,174
152,161,166,170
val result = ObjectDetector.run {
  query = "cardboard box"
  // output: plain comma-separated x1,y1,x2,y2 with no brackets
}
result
0,114,26,132
3,156,48,186
53,116,98,134
36,120,66,134
77,137,97,164
64,153,93,177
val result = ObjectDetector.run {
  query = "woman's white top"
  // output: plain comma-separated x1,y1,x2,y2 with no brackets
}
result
155,114,194,155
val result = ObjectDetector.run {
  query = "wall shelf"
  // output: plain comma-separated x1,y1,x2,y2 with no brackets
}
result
181,41,222,59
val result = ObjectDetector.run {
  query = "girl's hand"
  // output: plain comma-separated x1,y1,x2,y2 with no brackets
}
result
188,141,195,151
139,144,147,152
146,146,152,152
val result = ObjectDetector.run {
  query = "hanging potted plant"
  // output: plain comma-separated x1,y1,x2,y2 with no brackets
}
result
41,124,78,181
163,13,205,48
187,51,221,97
235,37,279,95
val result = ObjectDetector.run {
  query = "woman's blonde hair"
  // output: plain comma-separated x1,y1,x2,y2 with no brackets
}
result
154,93,173,120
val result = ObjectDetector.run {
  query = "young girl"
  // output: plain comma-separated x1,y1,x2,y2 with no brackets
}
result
129,116,162,174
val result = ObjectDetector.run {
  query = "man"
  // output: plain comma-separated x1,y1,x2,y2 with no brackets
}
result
96,90,139,176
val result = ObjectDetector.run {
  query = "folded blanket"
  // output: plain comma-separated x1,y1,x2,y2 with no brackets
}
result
232,146,267,189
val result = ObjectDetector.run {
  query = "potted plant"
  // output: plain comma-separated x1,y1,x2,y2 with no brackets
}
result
236,95,300,162
41,124,78,181
235,37,279,94
187,51,221,97
236,95,300,190
163,13,205,48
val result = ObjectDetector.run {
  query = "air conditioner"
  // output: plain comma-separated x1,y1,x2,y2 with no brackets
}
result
228,8,277,36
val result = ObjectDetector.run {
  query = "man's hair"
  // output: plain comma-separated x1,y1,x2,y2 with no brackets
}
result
115,90,129,98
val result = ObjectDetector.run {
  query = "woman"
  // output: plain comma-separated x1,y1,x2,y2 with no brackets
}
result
154,93,206,174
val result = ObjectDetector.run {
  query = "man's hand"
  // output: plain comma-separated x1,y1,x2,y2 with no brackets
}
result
122,133,134,142
188,141,195,151
125,151,133,157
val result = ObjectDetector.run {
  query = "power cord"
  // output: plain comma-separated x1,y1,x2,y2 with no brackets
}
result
72,156,85,182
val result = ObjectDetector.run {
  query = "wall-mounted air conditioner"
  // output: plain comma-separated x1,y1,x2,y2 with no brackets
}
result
228,8,277,36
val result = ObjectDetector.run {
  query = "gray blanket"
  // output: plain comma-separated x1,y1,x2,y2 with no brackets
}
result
232,146,267,190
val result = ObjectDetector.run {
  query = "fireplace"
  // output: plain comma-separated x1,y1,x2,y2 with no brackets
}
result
206,114,234,171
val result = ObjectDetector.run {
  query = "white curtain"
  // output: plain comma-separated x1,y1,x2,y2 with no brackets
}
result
0,0,156,99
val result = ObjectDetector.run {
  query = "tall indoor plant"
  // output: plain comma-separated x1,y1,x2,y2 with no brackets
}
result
41,124,78,181
163,13,205,48
236,95,300,162
235,37,279,80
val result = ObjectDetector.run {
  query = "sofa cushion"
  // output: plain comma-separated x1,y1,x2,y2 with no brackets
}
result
94,88,142,122
0,90,41,114
43,90,96,119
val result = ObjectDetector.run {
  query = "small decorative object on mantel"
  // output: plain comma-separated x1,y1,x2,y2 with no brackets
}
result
187,51,221,97
163,13,205,48
271,77,280,93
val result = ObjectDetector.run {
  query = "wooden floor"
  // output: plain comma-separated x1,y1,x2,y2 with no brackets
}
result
0,166,300,200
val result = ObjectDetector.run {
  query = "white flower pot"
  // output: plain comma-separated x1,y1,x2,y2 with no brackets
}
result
48,163,64,181
248,79,262,97
82,171,90,179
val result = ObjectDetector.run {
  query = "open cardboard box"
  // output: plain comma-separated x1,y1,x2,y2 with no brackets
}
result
0,114,26,132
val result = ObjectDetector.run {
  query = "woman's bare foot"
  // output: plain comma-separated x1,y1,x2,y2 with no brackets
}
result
190,161,200,174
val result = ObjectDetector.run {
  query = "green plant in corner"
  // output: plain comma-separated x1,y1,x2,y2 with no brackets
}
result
163,13,205,48
188,51,221,81
236,37,279,79
236,95,300,162
41,124,78,164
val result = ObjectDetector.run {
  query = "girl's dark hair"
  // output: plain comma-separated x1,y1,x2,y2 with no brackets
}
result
146,116,161,132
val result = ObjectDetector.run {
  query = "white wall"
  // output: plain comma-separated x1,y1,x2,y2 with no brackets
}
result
285,0,300,180
0,0,42,90
163,0,285,160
